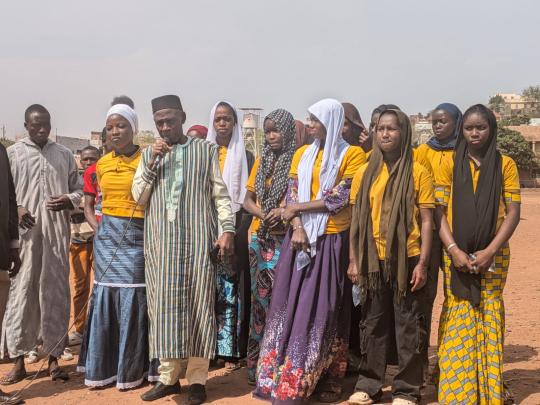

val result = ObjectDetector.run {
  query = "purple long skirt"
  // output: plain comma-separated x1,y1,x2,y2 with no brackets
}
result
254,230,351,404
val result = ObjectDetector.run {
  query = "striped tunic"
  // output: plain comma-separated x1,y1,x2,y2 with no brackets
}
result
132,137,235,359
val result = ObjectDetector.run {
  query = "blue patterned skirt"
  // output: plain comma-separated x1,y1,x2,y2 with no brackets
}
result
77,215,158,389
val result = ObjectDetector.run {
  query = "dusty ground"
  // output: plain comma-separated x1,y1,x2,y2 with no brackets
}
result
1,190,539,404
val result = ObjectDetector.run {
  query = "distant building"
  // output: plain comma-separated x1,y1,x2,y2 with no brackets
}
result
493,93,540,118
506,125,540,187
90,131,103,149
410,113,433,145
56,136,89,155
507,125,540,158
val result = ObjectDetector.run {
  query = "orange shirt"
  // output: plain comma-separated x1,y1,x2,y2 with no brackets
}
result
434,154,521,231
350,162,435,259
290,145,366,234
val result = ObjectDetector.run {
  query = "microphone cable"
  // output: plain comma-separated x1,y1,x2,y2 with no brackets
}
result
3,151,163,404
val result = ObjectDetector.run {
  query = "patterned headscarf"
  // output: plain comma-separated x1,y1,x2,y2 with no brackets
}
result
255,109,297,240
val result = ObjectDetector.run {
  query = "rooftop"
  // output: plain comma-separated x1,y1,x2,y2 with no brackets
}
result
507,125,540,142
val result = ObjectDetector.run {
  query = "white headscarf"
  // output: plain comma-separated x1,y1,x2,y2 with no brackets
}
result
106,104,139,134
207,101,249,213
296,98,349,270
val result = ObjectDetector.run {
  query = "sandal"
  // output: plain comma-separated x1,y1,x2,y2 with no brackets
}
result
317,379,342,403
348,391,373,405
318,390,341,403
49,367,69,381
0,371,27,386
503,382,515,405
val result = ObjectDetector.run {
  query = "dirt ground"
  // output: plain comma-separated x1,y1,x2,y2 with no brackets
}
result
1,190,539,404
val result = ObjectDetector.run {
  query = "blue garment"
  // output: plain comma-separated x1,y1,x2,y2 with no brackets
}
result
426,103,462,151
77,215,158,389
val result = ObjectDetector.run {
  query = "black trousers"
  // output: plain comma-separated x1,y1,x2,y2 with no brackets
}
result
354,258,428,402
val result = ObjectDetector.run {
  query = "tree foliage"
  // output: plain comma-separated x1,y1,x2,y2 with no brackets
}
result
0,138,15,148
522,85,540,101
134,130,155,147
497,127,538,170
499,115,530,126
488,94,505,113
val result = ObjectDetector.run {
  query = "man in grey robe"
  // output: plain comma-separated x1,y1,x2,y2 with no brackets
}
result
0,104,82,384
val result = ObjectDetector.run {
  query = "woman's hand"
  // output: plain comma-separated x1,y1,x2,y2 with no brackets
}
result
290,227,310,252
450,248,474,272
347,261,359,284
471,249,495,273
281,205,299,222
264,208,282,229
410,263,427,292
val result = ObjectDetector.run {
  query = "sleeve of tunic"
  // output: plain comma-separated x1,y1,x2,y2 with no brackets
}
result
131,149,156,206
1,145,19,246
6,146,22,207
210,148,236,235
66,152,83,208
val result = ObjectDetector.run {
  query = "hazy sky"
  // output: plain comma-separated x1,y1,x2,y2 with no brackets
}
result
1,0,539,138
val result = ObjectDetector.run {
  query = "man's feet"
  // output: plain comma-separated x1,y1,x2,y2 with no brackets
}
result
188,384,207,405
140,382,181,402
48,356,69,381
0,357,26,386
68,332,83,347
0,390,23,405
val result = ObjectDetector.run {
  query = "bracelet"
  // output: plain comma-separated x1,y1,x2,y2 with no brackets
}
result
446,243,457,252
293,225,303,231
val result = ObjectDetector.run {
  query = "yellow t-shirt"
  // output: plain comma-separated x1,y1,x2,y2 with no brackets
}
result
290,145,366,234
218,146,227,173
246,158,272,233
434,154,521,231
413,143,454,180
350,161,435,259
96,149,145,219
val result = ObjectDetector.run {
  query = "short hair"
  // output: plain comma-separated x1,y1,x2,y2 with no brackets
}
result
24,104,50,122
216,102,238,124
101,126,107,142
111,95,135,109
81,145,101,156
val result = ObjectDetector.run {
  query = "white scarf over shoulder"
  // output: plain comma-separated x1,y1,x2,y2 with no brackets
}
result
296,98,349,270
207,101,249,213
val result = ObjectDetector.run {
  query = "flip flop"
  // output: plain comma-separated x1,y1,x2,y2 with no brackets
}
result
0,371,28,386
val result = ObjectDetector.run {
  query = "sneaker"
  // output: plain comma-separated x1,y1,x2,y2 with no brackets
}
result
25,350,39,364
392,397,417,405
68,332,83,346
61,348,74,361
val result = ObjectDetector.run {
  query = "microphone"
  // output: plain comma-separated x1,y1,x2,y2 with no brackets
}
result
152,137,172,170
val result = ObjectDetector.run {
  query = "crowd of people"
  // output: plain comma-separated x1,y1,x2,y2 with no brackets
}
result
0,94,521,405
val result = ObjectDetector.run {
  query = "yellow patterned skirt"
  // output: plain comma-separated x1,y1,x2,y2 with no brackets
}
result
437,246,509,405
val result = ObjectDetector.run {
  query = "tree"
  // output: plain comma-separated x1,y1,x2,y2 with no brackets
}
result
497,127,538,171
499,115,530,126
134,130,155,147
488,94,505,113
0,138,14,148
522,85,540,102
